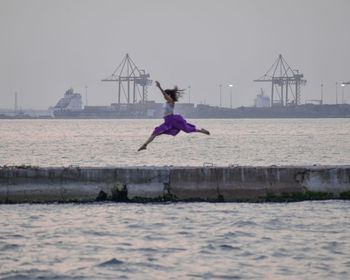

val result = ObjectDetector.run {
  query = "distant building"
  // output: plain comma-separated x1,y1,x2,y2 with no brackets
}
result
255,89,270,108
54,88,82,113
175,103,195,116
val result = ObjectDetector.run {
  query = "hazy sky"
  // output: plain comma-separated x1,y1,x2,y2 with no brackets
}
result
1,0,349,109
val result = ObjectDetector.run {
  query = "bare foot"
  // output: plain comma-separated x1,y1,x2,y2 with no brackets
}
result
138,144,147,151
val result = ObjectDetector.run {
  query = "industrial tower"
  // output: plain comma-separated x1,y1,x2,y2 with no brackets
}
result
102,54,152,104
254,54,306,107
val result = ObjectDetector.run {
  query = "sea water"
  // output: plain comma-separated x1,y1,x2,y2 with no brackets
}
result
0,119,350,279
0,119,349,167
1,202,350,279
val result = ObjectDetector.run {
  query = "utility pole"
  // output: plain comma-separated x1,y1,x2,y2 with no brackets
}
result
219,84,222,107
321,84,323,105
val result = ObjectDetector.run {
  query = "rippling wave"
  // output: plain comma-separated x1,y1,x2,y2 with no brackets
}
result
0,201,349,279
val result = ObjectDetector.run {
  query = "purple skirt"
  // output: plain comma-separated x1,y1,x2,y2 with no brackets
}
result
153,114,196,136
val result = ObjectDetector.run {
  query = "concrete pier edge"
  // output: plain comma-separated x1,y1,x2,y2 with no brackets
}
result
0,165,350,203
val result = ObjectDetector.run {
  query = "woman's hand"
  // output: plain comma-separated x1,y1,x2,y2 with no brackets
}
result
155,81,169,101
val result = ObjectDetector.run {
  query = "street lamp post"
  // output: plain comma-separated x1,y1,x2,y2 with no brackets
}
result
336,82,338,104
219,84,222,107
341,84,345,104
85,85,88,106
188,86,191,103
14,92,18,113
320,84,323,105
228,84,233,109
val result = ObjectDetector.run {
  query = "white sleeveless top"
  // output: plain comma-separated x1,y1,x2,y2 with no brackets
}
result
163,103,174,116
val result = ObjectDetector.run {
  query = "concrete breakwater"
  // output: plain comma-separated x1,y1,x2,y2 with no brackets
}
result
0,165,350,203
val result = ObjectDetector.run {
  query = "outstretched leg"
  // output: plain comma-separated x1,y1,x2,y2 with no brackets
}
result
179,124,209,135
196,128,210,135
173,115,210,135
138,133,157,151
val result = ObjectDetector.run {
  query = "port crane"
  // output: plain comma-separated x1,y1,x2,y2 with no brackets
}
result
254,54,306,107
102,54,152,104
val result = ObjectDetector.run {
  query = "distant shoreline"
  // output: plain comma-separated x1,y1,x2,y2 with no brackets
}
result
1,104,350,119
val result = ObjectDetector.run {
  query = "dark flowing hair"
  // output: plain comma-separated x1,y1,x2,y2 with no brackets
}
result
164,86,184,102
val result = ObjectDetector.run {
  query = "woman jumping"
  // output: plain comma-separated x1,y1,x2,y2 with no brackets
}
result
138,81,210,151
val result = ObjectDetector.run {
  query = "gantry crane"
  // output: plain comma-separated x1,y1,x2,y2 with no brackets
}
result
102,54,152,104
254,54,307,106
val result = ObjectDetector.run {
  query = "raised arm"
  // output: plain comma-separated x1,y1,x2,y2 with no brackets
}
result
155,81,173,103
